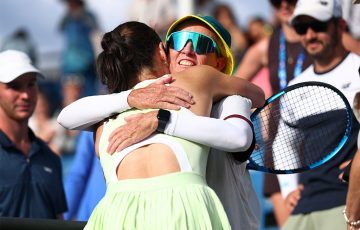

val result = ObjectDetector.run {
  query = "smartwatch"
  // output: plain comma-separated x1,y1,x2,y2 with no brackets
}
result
156,109,171,133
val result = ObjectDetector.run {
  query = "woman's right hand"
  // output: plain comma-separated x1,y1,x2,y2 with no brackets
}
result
128,75,194,110
107,111,158,154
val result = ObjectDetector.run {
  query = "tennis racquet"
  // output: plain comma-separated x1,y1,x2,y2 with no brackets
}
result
246,81,353,174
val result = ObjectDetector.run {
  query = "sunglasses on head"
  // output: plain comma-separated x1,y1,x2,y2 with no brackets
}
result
270,0,297,8
166,31,219,55
293,20,329,35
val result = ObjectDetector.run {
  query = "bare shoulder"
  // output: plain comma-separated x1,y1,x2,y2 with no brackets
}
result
173,65,224,84
170,66,223,115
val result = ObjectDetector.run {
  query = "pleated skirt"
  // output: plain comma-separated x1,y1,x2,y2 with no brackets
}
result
84,172,231,230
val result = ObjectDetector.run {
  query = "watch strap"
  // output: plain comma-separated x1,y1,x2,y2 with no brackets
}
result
156,109,171,133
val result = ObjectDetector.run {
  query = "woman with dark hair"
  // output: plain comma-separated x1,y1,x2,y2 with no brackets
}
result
83,21,261,229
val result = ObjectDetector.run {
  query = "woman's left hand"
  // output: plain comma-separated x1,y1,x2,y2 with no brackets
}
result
107,111,158,154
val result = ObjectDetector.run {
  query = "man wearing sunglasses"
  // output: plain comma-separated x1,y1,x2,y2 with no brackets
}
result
277,0,360,229
58,15,264,230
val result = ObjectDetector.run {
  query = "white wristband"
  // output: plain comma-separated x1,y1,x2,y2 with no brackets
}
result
343,207,360,229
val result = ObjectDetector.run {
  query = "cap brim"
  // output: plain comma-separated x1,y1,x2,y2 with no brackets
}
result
166,15,234,75
1,66,43,83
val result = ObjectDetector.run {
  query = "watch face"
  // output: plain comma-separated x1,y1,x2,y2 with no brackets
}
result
157,109,171,121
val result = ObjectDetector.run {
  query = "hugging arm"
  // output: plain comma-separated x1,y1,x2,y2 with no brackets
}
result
107,95,254,154
57,90,132,131
57,73,264,131
57,75,194,130
58,66,261,155
166,95,254,152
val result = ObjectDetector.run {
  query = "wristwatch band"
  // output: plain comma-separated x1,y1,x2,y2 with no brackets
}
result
156,109,171,133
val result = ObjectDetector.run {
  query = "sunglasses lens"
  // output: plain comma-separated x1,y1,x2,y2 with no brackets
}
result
293,21,328,35
194,34,215,54
312,22,327,32
271,0,297,8
169,34,187,51
270,0,281,7
167,31,218,55
293,24,307,35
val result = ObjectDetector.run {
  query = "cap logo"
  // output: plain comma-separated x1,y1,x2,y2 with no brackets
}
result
320,0,328,5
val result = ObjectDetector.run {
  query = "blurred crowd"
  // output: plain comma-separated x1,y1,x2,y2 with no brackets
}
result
0,0,360,229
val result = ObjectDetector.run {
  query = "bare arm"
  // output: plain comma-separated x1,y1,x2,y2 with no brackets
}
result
202,66,265,108
171,65,265,108
345,149,360,229
235,37,269,81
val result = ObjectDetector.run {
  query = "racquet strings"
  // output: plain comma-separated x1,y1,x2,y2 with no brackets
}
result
251,84,350,172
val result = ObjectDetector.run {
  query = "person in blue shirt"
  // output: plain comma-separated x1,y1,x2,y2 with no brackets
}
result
59,0,99,96
63,131,106,221
0,50,67,218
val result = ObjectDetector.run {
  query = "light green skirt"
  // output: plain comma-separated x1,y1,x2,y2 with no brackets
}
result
84,172,231,230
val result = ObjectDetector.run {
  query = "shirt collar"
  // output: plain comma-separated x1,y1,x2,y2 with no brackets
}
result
0,128,42,156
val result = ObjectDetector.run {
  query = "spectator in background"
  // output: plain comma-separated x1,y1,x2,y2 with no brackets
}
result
29,85,59,154
195,0,215,14
244,16,273,98
127,0,216,41
59,0,99,96
64,131,105,221
236,0,312,93
341,0,360,55
342,0,360,39
60,74,84,109
1,28,38,66
281,0,360,229
0,50,67,218
55,74,84,177
29,76,81,178
128,0,220,41
246,16,272,46
213,3,248,70
128,0,178,41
